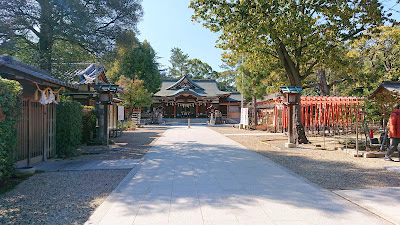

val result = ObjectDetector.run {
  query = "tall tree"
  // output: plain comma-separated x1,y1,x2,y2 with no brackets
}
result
186,58,214,79
168,47,190,78
347,26,400,95
236,65,267,126
107,30,162,94
117,75,152,119
0,0,143,71
216,62,237,92
190,0,388,143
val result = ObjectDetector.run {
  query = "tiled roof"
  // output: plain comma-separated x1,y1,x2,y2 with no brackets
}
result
0,55,78,89
220,92,243,102
154,77,230,98
74,64,109,85
166,75,204,90
369,81,400,99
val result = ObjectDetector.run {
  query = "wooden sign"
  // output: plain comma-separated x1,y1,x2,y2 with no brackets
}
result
118,106,124,120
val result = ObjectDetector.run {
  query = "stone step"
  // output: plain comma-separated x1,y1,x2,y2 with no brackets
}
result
163,118,209,124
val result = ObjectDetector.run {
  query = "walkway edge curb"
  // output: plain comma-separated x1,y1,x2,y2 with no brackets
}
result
84,128,170,225
84,160,143,225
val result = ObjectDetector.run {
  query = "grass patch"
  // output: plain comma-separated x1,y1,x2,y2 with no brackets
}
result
0,171,43,195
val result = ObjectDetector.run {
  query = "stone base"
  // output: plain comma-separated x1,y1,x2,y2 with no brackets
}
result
285,143,296,148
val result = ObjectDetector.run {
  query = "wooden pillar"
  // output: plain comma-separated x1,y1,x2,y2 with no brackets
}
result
288,104,294,144
174,104,176,118
274,102,277,132
227,102,230,120
162,103,165,116
196,104,198,118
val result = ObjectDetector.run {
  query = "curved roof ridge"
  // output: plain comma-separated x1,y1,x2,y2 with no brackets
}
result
166,75,204,90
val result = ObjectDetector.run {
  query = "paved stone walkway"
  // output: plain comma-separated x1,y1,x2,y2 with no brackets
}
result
334,187,400,225
86,126,391,225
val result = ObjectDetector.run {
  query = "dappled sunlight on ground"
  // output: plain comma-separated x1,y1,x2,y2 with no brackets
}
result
209,126,400,190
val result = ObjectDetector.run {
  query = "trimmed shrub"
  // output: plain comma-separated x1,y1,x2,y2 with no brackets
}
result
56,98,83,157
0,77,22,183
82,106,97,143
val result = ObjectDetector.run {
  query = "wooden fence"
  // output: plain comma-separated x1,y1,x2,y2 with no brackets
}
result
258,96,364,134
16,100,56,167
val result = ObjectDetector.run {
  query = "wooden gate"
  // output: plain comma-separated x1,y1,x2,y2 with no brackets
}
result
16,100,56,167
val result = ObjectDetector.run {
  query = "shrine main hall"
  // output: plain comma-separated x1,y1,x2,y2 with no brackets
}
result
152,75,241,122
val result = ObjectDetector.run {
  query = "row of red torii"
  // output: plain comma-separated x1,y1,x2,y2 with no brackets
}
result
270,96,364,133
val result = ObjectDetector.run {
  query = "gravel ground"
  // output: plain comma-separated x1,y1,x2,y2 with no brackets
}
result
74,126,168,160
209,126,400,190
0,126,167,224
0,170,129,224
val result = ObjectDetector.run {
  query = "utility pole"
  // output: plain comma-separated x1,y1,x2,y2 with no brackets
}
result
241,56,244,109
240,56,244,129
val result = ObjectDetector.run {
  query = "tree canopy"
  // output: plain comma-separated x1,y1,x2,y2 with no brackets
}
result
190,0,388,87
0,0,143,71
168,47,190,78
117,75,152,118
107,30,162,94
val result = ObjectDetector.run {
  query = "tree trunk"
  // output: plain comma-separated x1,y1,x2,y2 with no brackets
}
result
275,42,309,144
252,95,257,127
38,0,53,71
295,98,308,144
318,69,330,96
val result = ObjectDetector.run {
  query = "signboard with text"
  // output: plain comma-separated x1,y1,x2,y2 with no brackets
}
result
118,106,125,120
240,108,249,126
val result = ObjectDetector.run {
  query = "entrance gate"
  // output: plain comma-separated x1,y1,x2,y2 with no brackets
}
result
17,100,56,166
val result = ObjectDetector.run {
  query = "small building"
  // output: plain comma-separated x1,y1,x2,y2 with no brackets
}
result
368,81,400,101
69,64,122,141
0,55,78,166
368,81,400,127
152,75,241,123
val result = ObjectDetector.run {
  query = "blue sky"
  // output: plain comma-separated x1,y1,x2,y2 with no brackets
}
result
137,0,224,72
137,0,400,73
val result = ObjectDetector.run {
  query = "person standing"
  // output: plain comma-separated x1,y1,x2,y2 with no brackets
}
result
385,104,400,161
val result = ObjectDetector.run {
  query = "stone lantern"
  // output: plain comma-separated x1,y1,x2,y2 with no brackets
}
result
280,86,303,148
94,84,120,146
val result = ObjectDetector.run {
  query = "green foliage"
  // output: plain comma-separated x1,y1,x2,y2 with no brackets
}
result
168,47,190,78
56,98,83,157
81,106,97,144
51,40,96,82
0,0,143,71
167,47,237,90
107,30,162,94
186,58,214,79
340,26,400,96
167,47,218,79
0,77,22,183
190,0,388,88
122,121,137,131
235,65,267,101
117,76,152,118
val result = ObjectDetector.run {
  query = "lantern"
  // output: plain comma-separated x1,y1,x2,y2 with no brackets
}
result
280,86,303,148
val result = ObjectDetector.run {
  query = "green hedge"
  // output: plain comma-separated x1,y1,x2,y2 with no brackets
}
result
82,106,97,143
0,77,22,183
56,98,82,157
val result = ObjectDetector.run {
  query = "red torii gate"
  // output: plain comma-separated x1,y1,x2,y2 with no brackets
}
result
273,96,364,133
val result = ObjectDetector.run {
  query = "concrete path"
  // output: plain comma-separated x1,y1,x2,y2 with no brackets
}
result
383,166,400,174
35,159,140,171
334,187,400,225
224,133,285,136
86,126,391,225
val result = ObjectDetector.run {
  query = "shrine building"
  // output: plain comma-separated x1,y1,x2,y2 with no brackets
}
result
152,75,241,123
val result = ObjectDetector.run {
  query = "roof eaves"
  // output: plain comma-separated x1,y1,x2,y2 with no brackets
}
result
0,55,78,89
166,75,204,90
